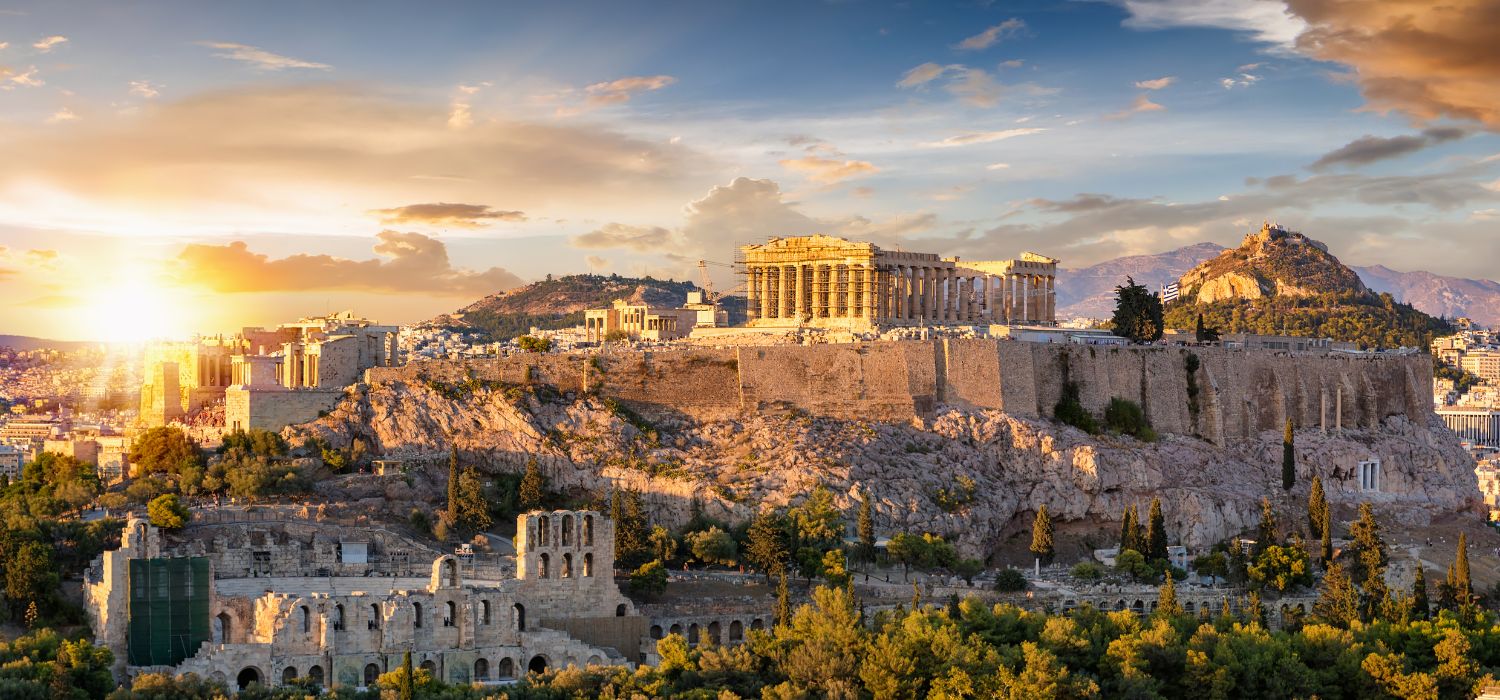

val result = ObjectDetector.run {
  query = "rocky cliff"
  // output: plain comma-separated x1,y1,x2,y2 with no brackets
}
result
1177,223,1368,304
293,357,1479,558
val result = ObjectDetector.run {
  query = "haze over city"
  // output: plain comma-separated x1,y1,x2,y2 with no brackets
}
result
1,0,1497,340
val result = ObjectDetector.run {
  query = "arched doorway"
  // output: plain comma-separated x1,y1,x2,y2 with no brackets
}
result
616,603,627,617
363,663,380,687
669,623,682,636
307,665,324,688
528,655,548,674
474,657,490,681
729,620,743,642
420,660,437,677
514,603,526,631
688,623,700,645
215,612,232,644
282,667,298,685
236,667,261,690
498,657,515,679
708,621,721,645
650,625,664,639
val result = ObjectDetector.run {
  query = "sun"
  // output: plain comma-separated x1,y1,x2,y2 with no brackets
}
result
81,276,179,343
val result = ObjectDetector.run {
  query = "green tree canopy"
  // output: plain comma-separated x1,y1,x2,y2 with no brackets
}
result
1111,276,1165,343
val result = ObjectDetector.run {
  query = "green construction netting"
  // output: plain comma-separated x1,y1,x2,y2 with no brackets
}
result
127,557,211,667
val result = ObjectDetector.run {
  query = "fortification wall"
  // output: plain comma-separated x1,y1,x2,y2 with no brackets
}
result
364,341,1432,440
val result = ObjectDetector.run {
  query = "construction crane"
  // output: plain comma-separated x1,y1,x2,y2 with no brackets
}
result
697,259,740,302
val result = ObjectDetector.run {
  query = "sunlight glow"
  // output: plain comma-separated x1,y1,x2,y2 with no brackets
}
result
80,275,181,343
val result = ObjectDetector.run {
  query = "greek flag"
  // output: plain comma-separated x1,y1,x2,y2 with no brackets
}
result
1161,282,1180,303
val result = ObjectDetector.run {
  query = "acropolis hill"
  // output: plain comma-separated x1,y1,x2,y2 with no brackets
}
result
296,338,1479,556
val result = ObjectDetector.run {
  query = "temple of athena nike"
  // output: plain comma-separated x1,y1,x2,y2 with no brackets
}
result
739,235,1058,330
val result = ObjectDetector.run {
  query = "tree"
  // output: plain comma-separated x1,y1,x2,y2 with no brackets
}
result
820,549,850,589
4,542,58,618
516,335,552,353
745,509,790,581
995,568,1028,592
857,488,876,565
1030,505,1055,566
1348,503,1388,620
1155,572,1182,618
147,494,190,530
1282,419,1296,491
1307,476,1327,541
1452,532,1472,603
1319,506,1333,565
1412,564,1430,620
1313,562,1359,628
453,467,491,532
688,527,737,567
1246,590,1267,628
1145,498,1168,563
648,525,677,563
629,560,668,599
1195,313,1206,342
128,427,203,477
518,458,545,510
1119,504,1141,553
775,570,791,628
446,445,460,517
1248,544,1311,592
400,650,414,700
1111,276,1165,343
1254,498,1278,557
789,485,843,550
1193,313,1220,343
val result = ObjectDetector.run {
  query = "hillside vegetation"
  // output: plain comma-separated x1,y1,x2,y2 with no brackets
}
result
431,274,700,341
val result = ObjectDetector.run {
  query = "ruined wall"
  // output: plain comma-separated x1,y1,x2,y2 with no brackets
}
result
364,341,1433,439
227,387,344,432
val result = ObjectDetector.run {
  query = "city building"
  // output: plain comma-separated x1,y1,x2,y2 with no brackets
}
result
583,300,699,343
87,510,643,691
1438,407,1500,447
1221,333,1358,353
0,444,22,481
1462,350,1500,386
738,235,1058,330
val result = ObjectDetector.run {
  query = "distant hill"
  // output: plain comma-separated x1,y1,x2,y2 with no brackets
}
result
1162,224,1449,349
0,335,95,351
1354,265,1500,328
1055,242,1224,320
428,274,704,341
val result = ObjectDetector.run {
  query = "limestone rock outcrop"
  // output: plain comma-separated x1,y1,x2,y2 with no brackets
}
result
292,378,1479,558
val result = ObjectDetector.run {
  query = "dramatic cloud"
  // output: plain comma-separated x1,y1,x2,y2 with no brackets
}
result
1287,0,1500,130
778,155,879,184
198,41,331,71
32,35,67,52
954,19,1026,50
570,223,675,252
369,203,527,227
1134,76,1176,90
173,230,523,295
1310,127,1470,170
129,80,160,98
1112,0,1306,47
1105,94,1166,120
920,128,1047,148
584,74,676,107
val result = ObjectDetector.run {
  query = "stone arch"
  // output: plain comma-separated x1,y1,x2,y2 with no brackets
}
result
431,555,461,589
514,603,526,631
528,655,548,674
420,660,437,675
583,553,593,577
214,611,232,644
282,666,298,685
729,620,743,642
539,516,551,545
670,623,683,636
1184,601,1196,614
237,667,262,690
562,514,574,546
688,623,700,644
540,553,550,578
583,515,594,545
1132,600,1144,615
413,602,424,628
475,657,489,681
481,600,491,625
308,665,324,687
369,603,381,629
445,600,457,627
334,604,346,631
1115,599,1126,611
586,655,603,666
562,553,573,578
363,663,380,687
616,603,627,617
300,605,311,633
750,618,764,630
498,657,515,678
651,624,664,639
708,621,722,645
1296,603,1306,613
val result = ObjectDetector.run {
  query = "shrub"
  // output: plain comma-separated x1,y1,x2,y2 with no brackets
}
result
1054,381,1098,433
1104,398,1157,442
147,494,190,530
995,568,1029,592
516,335,553,353
629,560,669,599
1070,562,1105,581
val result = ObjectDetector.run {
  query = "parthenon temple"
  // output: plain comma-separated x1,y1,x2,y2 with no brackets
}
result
739,235,1058,329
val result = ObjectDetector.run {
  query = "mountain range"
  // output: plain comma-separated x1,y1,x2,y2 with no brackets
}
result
1057,242,1500,327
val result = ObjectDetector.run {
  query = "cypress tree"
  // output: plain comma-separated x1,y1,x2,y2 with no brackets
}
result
1319,506,1333,565
1282,419,1295,491
1195,313,1206,342
1120,504,1140,553
746,509,789,582
1349,503,1388,621
519,457,545,510
400,650,414,700
446,445,460,517
1146,498,1168,563
1031,505,1055,566
1307,476,1327,540
1247,590,1267,628
1454,532,1472,603
1254,498,1278,557
1228,539,1248,584
1313,562,1359,628
775,569,791,628
857,488,876,564
1156,572,1182,618
1412,564,1430,620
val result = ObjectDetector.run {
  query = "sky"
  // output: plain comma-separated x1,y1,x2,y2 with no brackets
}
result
1,0,1497,340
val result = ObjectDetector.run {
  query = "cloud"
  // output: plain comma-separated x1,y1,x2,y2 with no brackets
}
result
0,42,8,51
1287,0,1500,130
585,255,610,270
24,249,58,270
1310,127,1470,170
897,62,949,88
369,203,527,228
778,155,879,184
45,107,76,124
1219,72,1261,89
129,80,160,98
583,74,676,108
946,67,1005,107
173,230,523,296
1105,94,1166,120
4,66,42,88
920,127,1047,148
198,41,331,71
1110,0,1306,47
0,85,704,222
955,19,1026,50
32,35,66,52
999,59,1025,69
1134,76,1176,90
570,223,675,252
986,162,1011,170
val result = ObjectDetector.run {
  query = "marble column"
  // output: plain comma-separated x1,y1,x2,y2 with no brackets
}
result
794,264,807,321
1020,274,1031,323
775,265,789,319
1046,275,1056,323
864,265,877,322
747,266,761,321
903,266,914,321
845,265,856,319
